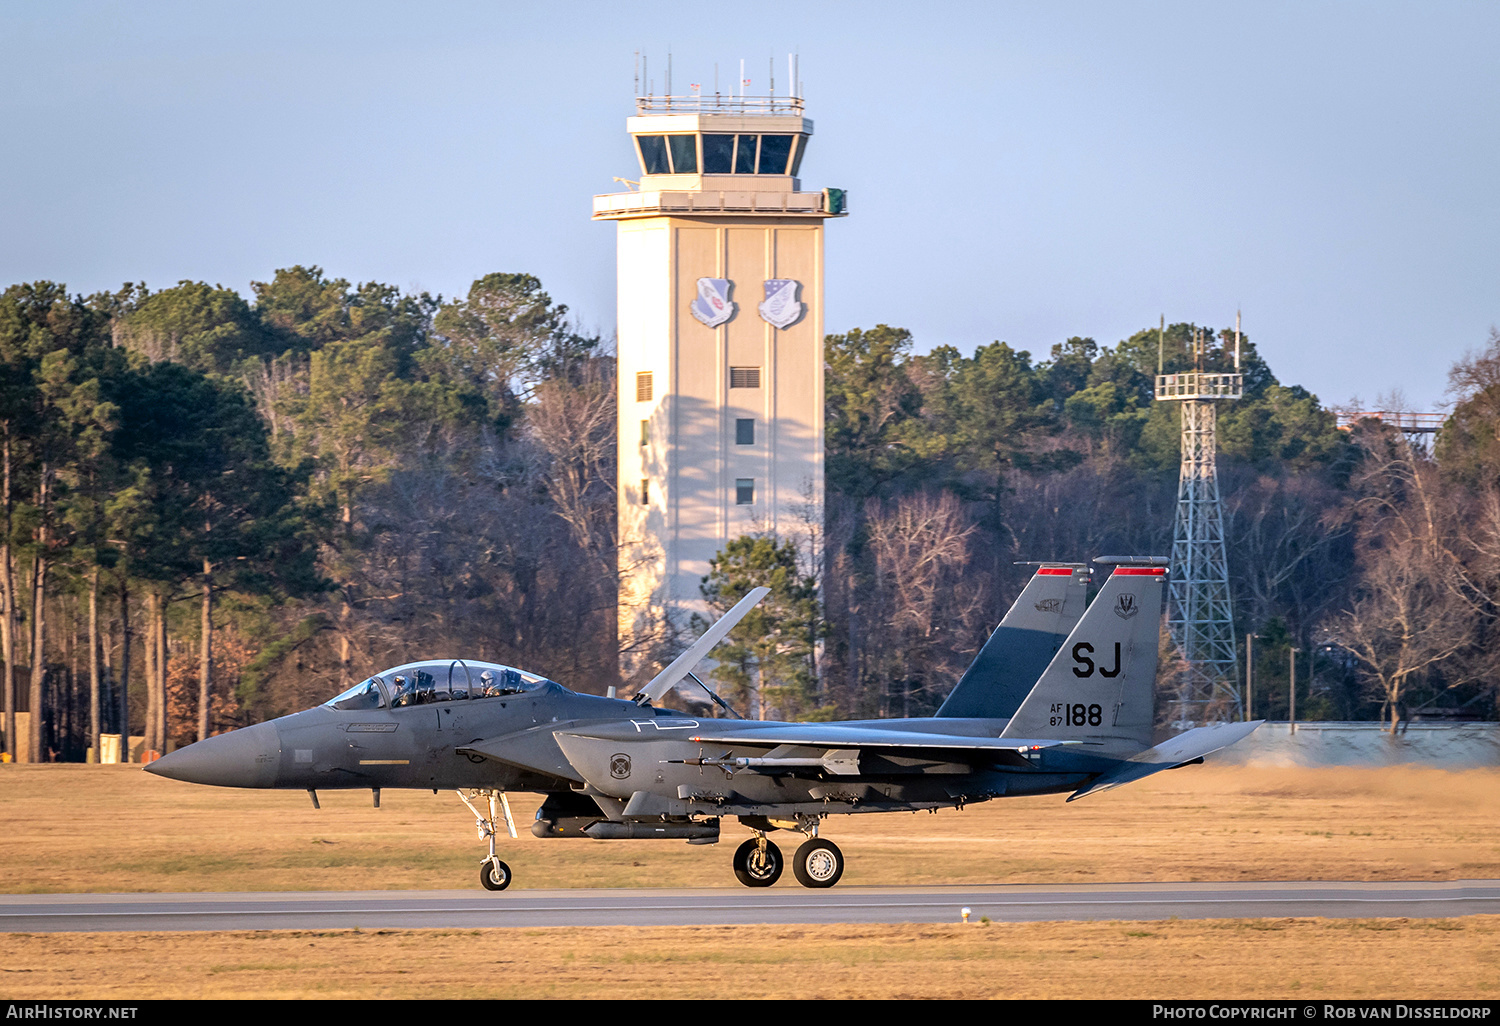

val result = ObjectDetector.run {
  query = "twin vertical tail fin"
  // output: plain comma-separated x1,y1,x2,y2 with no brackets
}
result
936,564,1089,719
1001,561,1169,756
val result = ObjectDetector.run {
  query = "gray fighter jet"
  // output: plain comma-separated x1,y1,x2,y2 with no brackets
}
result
147,558,1260,889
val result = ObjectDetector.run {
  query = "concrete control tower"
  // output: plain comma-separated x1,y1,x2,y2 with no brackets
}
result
593,83,846,678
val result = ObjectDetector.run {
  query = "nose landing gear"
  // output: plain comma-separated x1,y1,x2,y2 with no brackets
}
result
480,857,512,891
459,789,516,891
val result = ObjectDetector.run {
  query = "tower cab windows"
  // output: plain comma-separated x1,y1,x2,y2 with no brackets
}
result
635,133,805,176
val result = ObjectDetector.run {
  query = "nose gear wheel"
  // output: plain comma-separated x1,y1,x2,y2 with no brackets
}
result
480,858,512,891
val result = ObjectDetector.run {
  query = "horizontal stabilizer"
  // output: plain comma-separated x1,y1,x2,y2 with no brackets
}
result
1066,721,1263,801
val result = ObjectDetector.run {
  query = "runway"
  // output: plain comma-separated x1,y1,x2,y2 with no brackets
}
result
3,881,1498,932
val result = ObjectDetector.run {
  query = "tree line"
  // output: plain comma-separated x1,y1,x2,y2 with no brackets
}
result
4,266,1496,761
711,322,1500,732
0,269,616,761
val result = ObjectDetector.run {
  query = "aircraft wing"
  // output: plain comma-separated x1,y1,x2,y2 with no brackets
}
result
558,720,1073,777
1065,721,1264,800
680,723,1072,754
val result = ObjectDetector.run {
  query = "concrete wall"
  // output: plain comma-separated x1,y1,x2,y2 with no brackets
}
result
1214,721,1500,768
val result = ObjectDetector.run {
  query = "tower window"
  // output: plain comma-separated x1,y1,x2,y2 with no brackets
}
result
759,134,794,175
637,135,669,175
736,418,755,445
736,479,755,505
641,478,650,506
636,372,653,402
640,419,650,446
730,366,760,389
702,134,735,174
667,134,698,173
734,135,757,174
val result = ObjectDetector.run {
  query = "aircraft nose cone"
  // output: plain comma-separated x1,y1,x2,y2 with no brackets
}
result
145,721,281,787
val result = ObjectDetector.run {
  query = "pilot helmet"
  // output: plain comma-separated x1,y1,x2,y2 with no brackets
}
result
480,670,495,683
393,675,407,688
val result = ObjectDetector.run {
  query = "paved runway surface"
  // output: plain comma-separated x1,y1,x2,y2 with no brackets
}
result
3,881,1498,932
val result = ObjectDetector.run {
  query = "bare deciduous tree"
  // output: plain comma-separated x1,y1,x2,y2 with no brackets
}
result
866,491,980,716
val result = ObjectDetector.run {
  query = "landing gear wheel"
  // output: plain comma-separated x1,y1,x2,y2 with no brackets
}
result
793,838,844,888
480,858,511,891
733,838,783,887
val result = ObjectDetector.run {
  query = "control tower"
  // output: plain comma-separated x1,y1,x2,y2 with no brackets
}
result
593,85,847,680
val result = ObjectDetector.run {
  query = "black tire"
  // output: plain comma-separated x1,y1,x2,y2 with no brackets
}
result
480,858,511,891
792,838,844,888
732,838,783,887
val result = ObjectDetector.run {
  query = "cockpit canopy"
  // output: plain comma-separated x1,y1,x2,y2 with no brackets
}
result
324,660,555,711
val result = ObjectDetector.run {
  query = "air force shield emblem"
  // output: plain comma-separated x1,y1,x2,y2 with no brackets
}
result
690,278,735,328
758,279,804,329
1114,593,1139,619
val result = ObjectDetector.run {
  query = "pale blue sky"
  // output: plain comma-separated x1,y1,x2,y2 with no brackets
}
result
2,1,1496,412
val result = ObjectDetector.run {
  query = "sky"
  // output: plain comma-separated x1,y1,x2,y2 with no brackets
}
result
2,1,1496,413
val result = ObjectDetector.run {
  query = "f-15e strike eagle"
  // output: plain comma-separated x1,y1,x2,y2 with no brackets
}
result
148,557,1261,890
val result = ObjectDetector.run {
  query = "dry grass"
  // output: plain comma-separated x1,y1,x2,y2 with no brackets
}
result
1,763,1497,892
3,918,1498,999
3,763,1499,999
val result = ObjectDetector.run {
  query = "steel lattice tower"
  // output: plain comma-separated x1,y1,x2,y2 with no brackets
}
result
1155,328,1243,724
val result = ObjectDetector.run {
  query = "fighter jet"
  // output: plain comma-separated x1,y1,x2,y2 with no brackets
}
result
147,557,1260,890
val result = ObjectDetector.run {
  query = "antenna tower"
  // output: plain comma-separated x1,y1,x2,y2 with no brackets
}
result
1154,316,1243,724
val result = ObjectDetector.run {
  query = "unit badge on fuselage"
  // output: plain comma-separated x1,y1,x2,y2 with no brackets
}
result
690,278,736,327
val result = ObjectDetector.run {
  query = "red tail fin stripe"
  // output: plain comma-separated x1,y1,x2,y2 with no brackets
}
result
1114,567,1167,576
1035,567,1074,576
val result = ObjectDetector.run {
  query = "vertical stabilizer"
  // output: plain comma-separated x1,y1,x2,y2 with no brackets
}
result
936,565,1089,719
1001,563,1168,754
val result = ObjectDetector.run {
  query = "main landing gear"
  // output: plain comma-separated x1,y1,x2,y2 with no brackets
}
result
733,837,783,887
792,837,844,888
459,789,516,891
733,820,845,889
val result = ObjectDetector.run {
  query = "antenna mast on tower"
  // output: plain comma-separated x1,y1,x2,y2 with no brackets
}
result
1155,321,1243,724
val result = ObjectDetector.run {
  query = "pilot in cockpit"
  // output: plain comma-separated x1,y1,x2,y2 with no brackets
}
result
391,675,412,707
